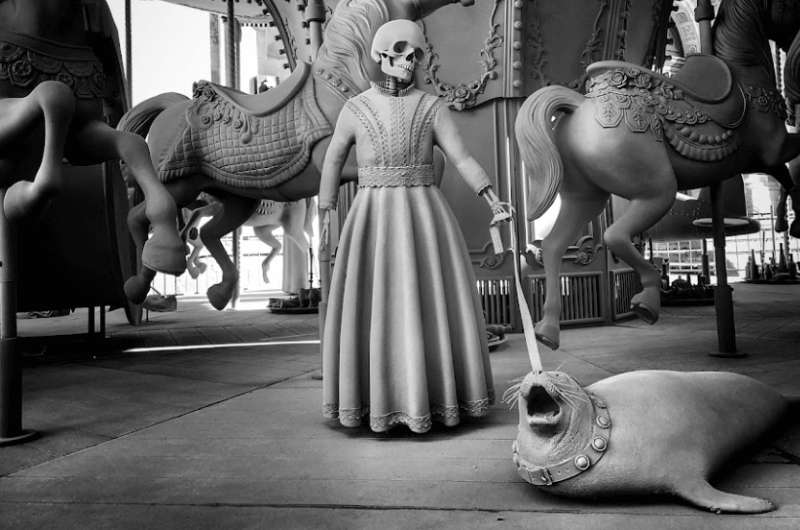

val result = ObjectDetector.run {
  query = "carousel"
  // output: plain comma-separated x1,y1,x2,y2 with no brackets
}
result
0,0,797,464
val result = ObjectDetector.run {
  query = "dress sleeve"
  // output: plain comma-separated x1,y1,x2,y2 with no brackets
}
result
432,100,492,195
318,103,357,210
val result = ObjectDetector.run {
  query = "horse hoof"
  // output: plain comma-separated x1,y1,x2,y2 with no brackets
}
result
142,232,187,275
775,218,789,233
3,180,45,221
631,301,659,325
124,275,150,305
207,282,234,310
534,322,560,350
790,220,800,239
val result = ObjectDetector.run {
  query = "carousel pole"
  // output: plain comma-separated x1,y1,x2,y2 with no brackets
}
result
709,183,738,355
124,0,132,107
0,190,37,445
306,0,326,60
226,0,241,309
696,0,740,356
306,1,327,380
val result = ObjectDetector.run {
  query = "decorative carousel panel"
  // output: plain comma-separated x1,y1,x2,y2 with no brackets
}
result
416,0,506,110
517,0,673,95
159,0,271,22
158,0,331,68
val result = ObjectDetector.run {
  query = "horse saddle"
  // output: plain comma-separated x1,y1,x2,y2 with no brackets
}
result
669,54,733,103
586,58,746,162
195,61,311,117
587,58,745,129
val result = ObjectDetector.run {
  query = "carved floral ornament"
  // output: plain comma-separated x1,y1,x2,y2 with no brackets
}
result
0,39,108,99
420,0,503,111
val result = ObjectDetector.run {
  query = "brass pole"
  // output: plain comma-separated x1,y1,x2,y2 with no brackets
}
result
694,0,714,54
0,189,37,445
226,0,241,309
306,0,326,60
709,183,741,356
125,0,132,106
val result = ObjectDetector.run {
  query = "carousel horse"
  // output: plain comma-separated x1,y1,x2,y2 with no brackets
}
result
0,0,185,282
118,0,472,310
182,196,315,301
775,141,800,233
515,0,800,349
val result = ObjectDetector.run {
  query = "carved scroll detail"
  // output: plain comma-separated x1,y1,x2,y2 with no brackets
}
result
421,0,502,111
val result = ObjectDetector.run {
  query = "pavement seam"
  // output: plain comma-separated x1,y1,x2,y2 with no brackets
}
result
0,500,798,518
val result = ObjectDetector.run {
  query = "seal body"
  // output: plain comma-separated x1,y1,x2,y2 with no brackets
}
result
512,370,787,513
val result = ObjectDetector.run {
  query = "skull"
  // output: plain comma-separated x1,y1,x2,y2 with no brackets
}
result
370,20,426,83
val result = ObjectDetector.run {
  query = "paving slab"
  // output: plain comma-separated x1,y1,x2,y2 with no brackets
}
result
2,284,799,529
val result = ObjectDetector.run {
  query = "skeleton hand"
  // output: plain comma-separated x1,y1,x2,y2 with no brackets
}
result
482,187,512,225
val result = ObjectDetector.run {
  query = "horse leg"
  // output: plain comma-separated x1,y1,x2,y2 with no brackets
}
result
124,201,157,303
604,182,677,325
65,119,185,275
200,194,259,310
1,81,75,220
784,158,800,238
282,200,312,293
124,178,205,304
537,188,608,350
186,242,206,279
252,224,281,285
767,164,792,233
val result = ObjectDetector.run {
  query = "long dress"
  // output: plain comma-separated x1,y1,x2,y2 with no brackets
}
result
319,83,494,434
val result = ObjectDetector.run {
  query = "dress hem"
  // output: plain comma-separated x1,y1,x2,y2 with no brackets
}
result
322,396,494,434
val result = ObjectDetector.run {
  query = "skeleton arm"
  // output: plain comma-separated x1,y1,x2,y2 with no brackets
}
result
433,104,511,224
318,107,356,252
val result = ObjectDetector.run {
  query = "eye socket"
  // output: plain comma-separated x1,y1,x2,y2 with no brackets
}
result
392,41,408,54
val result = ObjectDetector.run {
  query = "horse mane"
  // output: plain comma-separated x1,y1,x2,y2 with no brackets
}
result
313,0,390,92
713,0,775,81
771,0,800,109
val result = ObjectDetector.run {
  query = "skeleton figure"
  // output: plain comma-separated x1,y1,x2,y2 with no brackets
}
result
318,19,510,434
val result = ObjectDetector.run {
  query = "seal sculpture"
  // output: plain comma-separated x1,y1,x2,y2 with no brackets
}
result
508,370,788,513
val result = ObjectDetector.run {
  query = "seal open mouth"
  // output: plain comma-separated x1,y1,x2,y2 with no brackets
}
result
525,384,562,426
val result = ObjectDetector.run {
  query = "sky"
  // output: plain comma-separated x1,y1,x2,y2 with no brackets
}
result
106,0,259,104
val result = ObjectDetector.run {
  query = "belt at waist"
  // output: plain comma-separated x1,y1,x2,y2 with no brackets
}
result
358,165,435,188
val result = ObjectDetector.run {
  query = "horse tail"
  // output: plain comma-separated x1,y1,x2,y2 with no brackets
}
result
117,92,189,192
515,85,585,221
117,92,189,138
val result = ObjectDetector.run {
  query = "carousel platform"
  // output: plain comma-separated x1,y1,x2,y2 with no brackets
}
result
1,284,799,529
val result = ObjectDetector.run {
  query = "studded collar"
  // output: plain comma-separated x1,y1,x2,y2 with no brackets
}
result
512,392,612,486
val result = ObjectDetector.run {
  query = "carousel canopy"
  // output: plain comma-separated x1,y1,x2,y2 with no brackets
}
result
145,0,271,25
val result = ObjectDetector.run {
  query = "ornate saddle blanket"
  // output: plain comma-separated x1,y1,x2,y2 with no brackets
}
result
0,30,108,99
159,61,332,189
585,58,748,162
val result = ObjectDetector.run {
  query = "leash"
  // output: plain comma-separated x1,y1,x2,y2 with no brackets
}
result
490,205,543,374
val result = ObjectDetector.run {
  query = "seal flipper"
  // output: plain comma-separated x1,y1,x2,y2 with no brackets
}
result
675,480,776,514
